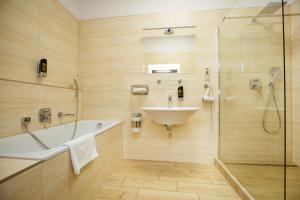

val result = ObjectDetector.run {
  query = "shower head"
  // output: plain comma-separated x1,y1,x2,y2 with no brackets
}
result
269,67,280,82
73,78,79,97
247,2,284,27
73,79,78,89
257,2,283,16
270,66,280,74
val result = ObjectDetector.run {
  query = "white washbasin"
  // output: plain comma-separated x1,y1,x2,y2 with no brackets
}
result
142,106,200,126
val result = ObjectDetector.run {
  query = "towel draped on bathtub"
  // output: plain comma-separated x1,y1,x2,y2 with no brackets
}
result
64,134,98,175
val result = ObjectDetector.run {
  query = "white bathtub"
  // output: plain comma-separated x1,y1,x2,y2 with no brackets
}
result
0,120,121,160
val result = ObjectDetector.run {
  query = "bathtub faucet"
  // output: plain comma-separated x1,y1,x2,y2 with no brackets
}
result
58,112,75,118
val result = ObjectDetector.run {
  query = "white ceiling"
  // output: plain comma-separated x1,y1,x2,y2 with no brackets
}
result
59,0,81,18
59,0,295,20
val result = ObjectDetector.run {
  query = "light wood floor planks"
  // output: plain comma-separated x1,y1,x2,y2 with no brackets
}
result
94,160,241,200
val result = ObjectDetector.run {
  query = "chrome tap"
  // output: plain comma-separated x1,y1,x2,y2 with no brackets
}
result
58,112,75,118
168,95,173,108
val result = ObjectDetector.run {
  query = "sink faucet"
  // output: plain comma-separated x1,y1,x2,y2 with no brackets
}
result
168,95,172,108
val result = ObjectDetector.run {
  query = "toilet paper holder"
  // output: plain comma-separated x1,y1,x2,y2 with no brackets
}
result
131,85,149,95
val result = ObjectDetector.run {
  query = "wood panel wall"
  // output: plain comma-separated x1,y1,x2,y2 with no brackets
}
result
78,11,223,163
0,0,79,137
1,0,297,165
0,165,43,200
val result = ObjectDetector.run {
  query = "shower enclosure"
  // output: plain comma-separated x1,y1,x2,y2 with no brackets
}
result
218,0,300,199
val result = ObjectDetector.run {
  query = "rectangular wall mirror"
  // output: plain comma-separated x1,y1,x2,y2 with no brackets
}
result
142,35,199,74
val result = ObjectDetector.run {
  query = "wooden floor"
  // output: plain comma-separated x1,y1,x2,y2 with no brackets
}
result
227,164,300,200
94,160,241,200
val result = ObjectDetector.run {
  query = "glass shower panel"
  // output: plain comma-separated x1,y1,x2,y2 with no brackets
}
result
219,0,287,199
286,0,300,199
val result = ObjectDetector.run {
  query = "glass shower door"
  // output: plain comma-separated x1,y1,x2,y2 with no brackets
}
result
286,0,300,199
218,1,287,199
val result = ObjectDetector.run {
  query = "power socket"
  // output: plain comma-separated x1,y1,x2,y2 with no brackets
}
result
21,117,31,127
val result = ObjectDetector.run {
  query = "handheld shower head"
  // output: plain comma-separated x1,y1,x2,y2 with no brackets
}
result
71,79,79,140
73,79,78,88
73,79,79,97
269,67,280,82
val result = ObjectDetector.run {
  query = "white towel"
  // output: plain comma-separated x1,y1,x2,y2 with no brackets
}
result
65,134,98,175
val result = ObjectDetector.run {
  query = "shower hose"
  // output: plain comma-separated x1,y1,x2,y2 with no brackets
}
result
71,85,79,140
25,126,50,149
262,82,282,134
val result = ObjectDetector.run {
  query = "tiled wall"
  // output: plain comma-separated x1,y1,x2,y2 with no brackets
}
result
291,0,300,166
78,11,223,163
0,0,80,137
219,7,292,164
1,0,297,165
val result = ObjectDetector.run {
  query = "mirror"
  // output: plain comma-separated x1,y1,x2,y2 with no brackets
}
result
142,35,199,74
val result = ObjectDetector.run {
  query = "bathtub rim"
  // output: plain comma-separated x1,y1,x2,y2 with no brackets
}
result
0,120,122,160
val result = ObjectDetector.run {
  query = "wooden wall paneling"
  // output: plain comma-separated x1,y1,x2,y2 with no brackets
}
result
0,0,80,138
78,11,224,164
0,165,43,200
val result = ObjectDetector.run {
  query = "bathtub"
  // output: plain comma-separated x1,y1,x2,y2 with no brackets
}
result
0,120,121,160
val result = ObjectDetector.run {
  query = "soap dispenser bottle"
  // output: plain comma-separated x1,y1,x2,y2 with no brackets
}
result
177,80,184,99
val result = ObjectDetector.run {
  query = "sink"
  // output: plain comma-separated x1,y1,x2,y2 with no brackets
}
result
142,106,200,126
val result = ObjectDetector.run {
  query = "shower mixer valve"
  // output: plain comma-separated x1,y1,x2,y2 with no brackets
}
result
249,78,262,90
39,108,52,123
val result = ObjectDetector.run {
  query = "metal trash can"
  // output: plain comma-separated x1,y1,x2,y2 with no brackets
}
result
131,113,142,132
